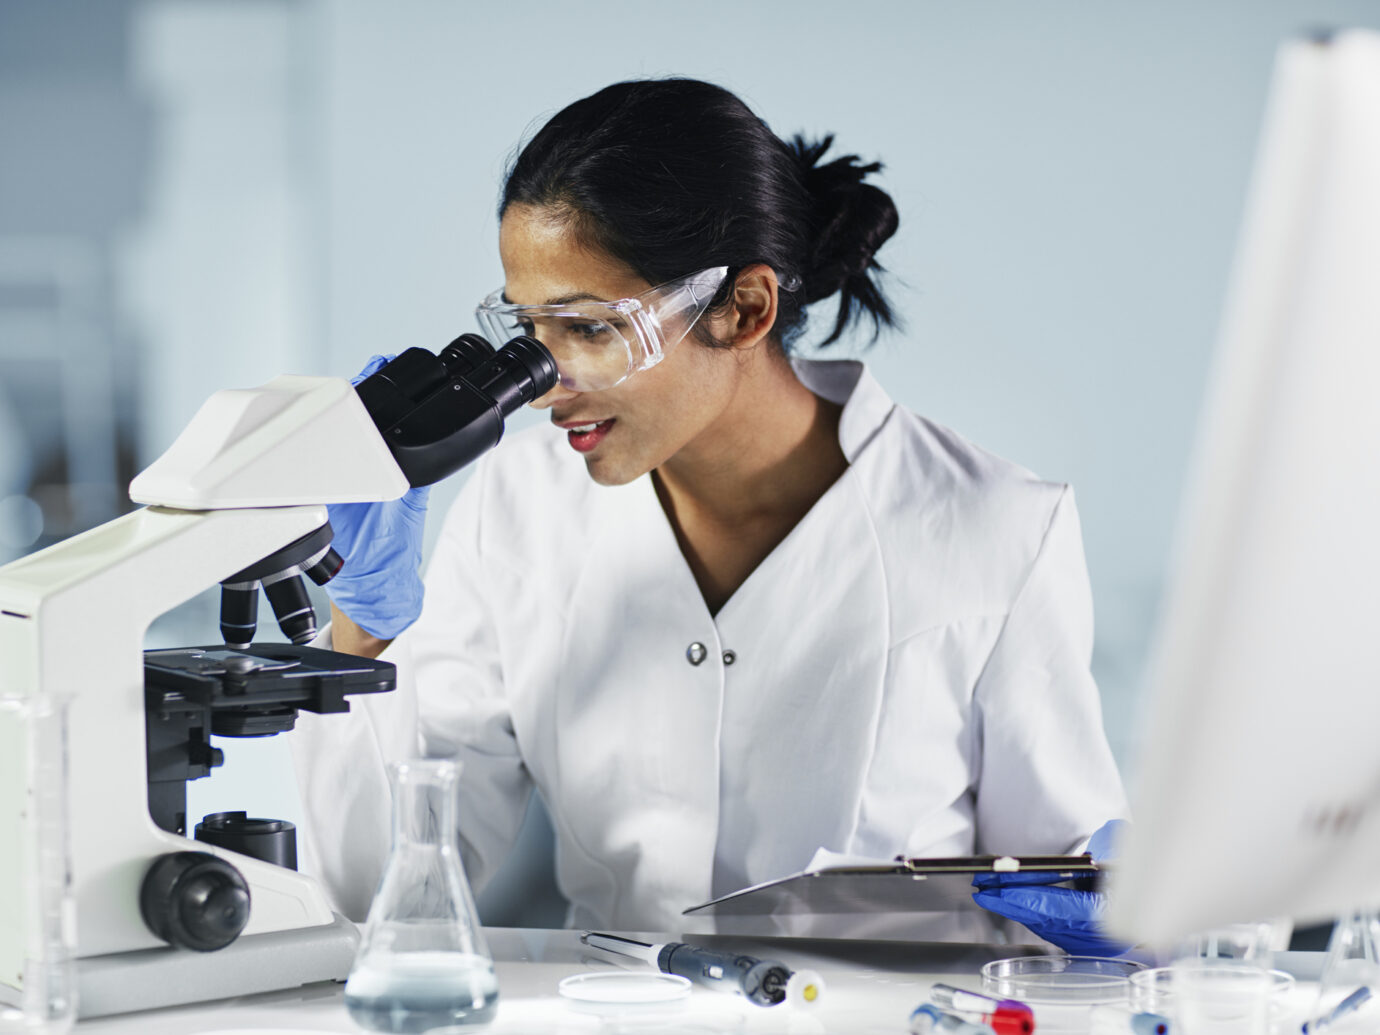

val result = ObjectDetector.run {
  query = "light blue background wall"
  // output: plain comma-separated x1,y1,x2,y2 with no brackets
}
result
5,0,1379,924
306,0,1380,769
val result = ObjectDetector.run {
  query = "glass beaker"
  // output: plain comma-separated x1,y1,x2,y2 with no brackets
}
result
344,759,498,1032
0,695,75,1034
1171,958,1270,1035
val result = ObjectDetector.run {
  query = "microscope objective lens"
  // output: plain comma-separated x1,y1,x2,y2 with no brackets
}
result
264,575,317,645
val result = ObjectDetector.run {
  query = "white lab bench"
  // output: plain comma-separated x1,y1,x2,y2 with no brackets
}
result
72,929,1326,1035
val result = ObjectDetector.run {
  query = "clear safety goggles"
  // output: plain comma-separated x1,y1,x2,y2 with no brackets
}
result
475,266,729,393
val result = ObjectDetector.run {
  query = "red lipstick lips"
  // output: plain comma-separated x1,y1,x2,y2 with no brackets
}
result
562,418,615,453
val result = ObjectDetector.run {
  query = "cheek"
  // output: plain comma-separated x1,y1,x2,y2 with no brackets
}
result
616,392,684,463
643,342,729,410
624,366,715,443
594,346,734,477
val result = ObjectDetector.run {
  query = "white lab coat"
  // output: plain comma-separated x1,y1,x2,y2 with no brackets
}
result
292,359,1127,931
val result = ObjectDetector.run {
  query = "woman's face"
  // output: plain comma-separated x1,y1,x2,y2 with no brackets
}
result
498,203,750,487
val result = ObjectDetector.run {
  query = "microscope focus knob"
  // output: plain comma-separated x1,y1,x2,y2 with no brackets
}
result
140,851,251,952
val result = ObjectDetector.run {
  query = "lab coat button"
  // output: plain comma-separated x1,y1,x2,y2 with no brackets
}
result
722,650,736,665
686,642,708,665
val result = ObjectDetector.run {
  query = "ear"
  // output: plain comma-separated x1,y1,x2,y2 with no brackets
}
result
721,264,781,350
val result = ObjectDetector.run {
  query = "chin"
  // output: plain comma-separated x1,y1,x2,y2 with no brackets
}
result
583,455,644,487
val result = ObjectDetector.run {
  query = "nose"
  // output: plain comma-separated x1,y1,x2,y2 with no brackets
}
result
529,377,579,410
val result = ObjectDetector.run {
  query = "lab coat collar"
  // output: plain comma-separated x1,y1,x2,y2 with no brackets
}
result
791,358,896,462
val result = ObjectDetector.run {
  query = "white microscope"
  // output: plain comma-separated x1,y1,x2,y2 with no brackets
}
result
0,335,555,1018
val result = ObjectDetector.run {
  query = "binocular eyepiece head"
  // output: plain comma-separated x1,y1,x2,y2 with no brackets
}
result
355,334,558,489
218,333,557,649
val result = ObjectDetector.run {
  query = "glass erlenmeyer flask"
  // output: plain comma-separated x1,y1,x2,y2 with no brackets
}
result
344,759,498,1032
1305,911,1380,1033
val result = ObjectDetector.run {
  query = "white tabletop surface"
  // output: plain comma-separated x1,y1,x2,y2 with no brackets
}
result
72,929,1043,1035
74,929,1322,1035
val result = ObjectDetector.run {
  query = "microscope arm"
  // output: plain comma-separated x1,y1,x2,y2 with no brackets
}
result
0,336,556,982
0,502,341,959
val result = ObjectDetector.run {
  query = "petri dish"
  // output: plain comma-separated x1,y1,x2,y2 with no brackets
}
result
982,955,1146,1005
559,972,693,1006
1129,965,1294,1014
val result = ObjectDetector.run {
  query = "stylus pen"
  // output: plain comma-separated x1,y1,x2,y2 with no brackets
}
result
581,931,812,1007
929,983,1034,1035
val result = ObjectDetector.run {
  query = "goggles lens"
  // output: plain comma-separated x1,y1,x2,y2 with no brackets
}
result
476,266,728,393
476,308,637,393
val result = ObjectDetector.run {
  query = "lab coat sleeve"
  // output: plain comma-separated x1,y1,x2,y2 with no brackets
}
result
392,457,535,895
971,486,1129,855
291,459,531,920
291,628,419,922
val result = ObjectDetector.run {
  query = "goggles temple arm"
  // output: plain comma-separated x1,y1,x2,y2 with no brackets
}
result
628,307,666,366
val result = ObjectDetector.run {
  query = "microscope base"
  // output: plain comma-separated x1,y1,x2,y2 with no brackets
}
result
76,913,359,1018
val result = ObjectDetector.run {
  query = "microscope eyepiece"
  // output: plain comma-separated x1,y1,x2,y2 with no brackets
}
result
502,333,560,393
439,333,496,377
355,334,558,487
467,334,559,410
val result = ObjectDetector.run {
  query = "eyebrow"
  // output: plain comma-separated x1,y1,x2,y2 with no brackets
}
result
500,290,606,306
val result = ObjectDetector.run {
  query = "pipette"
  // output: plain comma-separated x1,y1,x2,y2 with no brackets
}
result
929,983,1034,1034
581,932,823,1007
1303,986,1373,1033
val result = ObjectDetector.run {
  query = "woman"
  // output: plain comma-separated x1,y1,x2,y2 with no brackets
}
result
296,77,1127,949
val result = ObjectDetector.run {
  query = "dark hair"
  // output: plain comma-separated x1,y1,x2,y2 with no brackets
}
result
500,78,899,349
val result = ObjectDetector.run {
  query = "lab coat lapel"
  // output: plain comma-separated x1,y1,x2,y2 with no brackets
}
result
549,474,724,927
711,467,890,894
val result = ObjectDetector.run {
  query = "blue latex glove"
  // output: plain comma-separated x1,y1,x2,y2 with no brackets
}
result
324,355,430,640
972,819,1132,957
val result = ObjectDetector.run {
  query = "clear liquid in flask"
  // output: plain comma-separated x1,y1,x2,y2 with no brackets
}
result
344,950,499,1032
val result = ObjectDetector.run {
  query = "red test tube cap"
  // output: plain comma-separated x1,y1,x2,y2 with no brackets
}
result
989,1002,1036,1035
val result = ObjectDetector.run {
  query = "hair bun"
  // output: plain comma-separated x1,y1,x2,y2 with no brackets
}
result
791,134,900,343
503,78,899,352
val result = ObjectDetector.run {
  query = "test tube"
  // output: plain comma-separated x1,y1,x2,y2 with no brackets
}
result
930,983,1034,1035
910,1003,998,1035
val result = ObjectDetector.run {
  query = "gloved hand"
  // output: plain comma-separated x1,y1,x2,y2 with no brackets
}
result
324,354,430,640
972,819,1131,957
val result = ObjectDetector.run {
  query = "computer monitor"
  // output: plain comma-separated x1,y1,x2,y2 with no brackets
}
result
1107,28,1380,945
